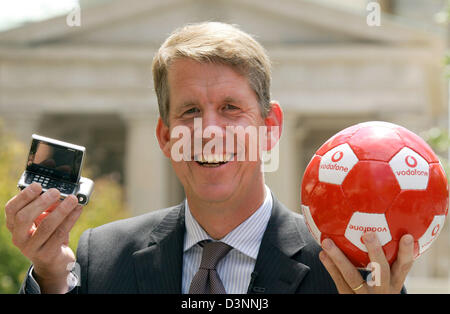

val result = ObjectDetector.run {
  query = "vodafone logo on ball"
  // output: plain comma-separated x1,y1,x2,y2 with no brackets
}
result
431,224,440,237
345,212,392,252
419,215,446,254
405,155,417,168
389,147,430,190
319,144,359,185
331,151,344,162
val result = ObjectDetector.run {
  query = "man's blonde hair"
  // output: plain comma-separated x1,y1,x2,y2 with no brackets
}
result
152,22,272,125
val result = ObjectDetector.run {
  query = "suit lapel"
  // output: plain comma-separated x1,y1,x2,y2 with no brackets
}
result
132,203,186,294
130,195,309,294
249,195,310,294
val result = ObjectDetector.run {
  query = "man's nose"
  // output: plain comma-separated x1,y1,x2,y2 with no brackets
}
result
202,110,222,129
196,110,225,139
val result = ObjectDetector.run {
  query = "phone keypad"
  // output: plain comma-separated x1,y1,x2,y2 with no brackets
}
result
26,173,76,194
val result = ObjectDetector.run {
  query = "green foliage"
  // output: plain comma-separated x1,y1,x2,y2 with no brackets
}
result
421,127,450,176
0,123,130,294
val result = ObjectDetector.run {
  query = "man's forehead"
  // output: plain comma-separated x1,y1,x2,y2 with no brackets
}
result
168,59,243,84
167,60,254,104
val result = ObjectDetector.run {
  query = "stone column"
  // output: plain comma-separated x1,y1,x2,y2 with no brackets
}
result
121,111,170,216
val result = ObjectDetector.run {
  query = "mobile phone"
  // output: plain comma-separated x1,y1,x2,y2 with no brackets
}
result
17,134,94,205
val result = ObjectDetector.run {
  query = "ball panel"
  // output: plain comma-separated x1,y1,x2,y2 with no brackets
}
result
348,126,404,161
301,155,321,206
301,205,321,244
429,163,449,216
380,240,399,266
344,212,392,252
342,161,400,213
385,190,434,241
418,215,446,255
389,147,429,190
318,143,359,185
309,182,354,235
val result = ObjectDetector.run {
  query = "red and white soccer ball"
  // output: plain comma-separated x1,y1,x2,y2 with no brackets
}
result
301,121,449,268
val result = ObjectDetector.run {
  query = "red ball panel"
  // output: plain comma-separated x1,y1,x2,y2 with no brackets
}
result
386,191,434,241
386,163,449,240
395,127,439,163
429,163,449,216
342,161,400,214
326,234,370,268
316,124,362,156
309,182,354,235
301,155,321,206
348,126,404,161
380,240,399,266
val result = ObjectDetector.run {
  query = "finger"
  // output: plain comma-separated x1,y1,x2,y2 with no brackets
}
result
34,202,61,227
321,238,368,294
362,232,390,292
27,195,79,250
12,189,61,247
319,251,353,294
390,234,414,293
5,183,42,232
42,205,83,251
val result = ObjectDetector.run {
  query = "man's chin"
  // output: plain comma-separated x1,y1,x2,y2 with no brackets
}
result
192,184,237,204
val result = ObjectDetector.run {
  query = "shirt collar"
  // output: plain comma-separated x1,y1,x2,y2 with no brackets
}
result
183,185,273,260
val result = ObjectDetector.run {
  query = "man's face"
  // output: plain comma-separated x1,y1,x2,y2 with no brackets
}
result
157,58,272,204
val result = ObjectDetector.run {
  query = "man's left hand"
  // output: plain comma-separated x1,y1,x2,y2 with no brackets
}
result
319,232,415,294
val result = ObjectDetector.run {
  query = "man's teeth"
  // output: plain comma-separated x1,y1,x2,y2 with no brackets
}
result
197,154,234,163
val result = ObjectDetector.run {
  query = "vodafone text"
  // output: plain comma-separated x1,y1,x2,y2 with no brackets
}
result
320,163,349,172
348,225,388,233
395,169,428,177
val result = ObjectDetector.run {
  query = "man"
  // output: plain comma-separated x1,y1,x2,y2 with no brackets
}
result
5,22,414,294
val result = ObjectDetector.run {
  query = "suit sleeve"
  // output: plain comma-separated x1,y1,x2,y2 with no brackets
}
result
71,228,92,294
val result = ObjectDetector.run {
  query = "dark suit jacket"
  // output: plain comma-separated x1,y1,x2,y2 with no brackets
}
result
21,194,339,293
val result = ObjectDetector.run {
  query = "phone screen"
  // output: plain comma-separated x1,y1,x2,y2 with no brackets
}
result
27,140,83,183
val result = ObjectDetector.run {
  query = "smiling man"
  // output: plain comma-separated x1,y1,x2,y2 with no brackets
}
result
6,22,415,294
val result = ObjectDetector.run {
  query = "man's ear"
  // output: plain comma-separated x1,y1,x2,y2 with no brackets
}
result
156,117,171,158
263,101,283,151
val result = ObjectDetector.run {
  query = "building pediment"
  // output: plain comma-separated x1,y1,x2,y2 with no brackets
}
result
0,0,441,47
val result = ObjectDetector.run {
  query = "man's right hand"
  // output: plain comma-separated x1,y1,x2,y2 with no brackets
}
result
5,182,83,293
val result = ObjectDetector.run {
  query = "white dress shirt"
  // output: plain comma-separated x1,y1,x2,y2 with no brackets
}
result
182,185,273,294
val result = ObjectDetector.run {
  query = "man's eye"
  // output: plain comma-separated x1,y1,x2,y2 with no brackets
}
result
224,104,238,110
184,108,200,115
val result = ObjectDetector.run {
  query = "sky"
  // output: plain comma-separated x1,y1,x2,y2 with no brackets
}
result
0,0,79,31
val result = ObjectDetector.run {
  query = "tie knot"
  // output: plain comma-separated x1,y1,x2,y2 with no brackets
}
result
199,241,232,270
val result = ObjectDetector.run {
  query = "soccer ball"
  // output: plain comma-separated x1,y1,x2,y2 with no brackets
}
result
301,121,449,268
